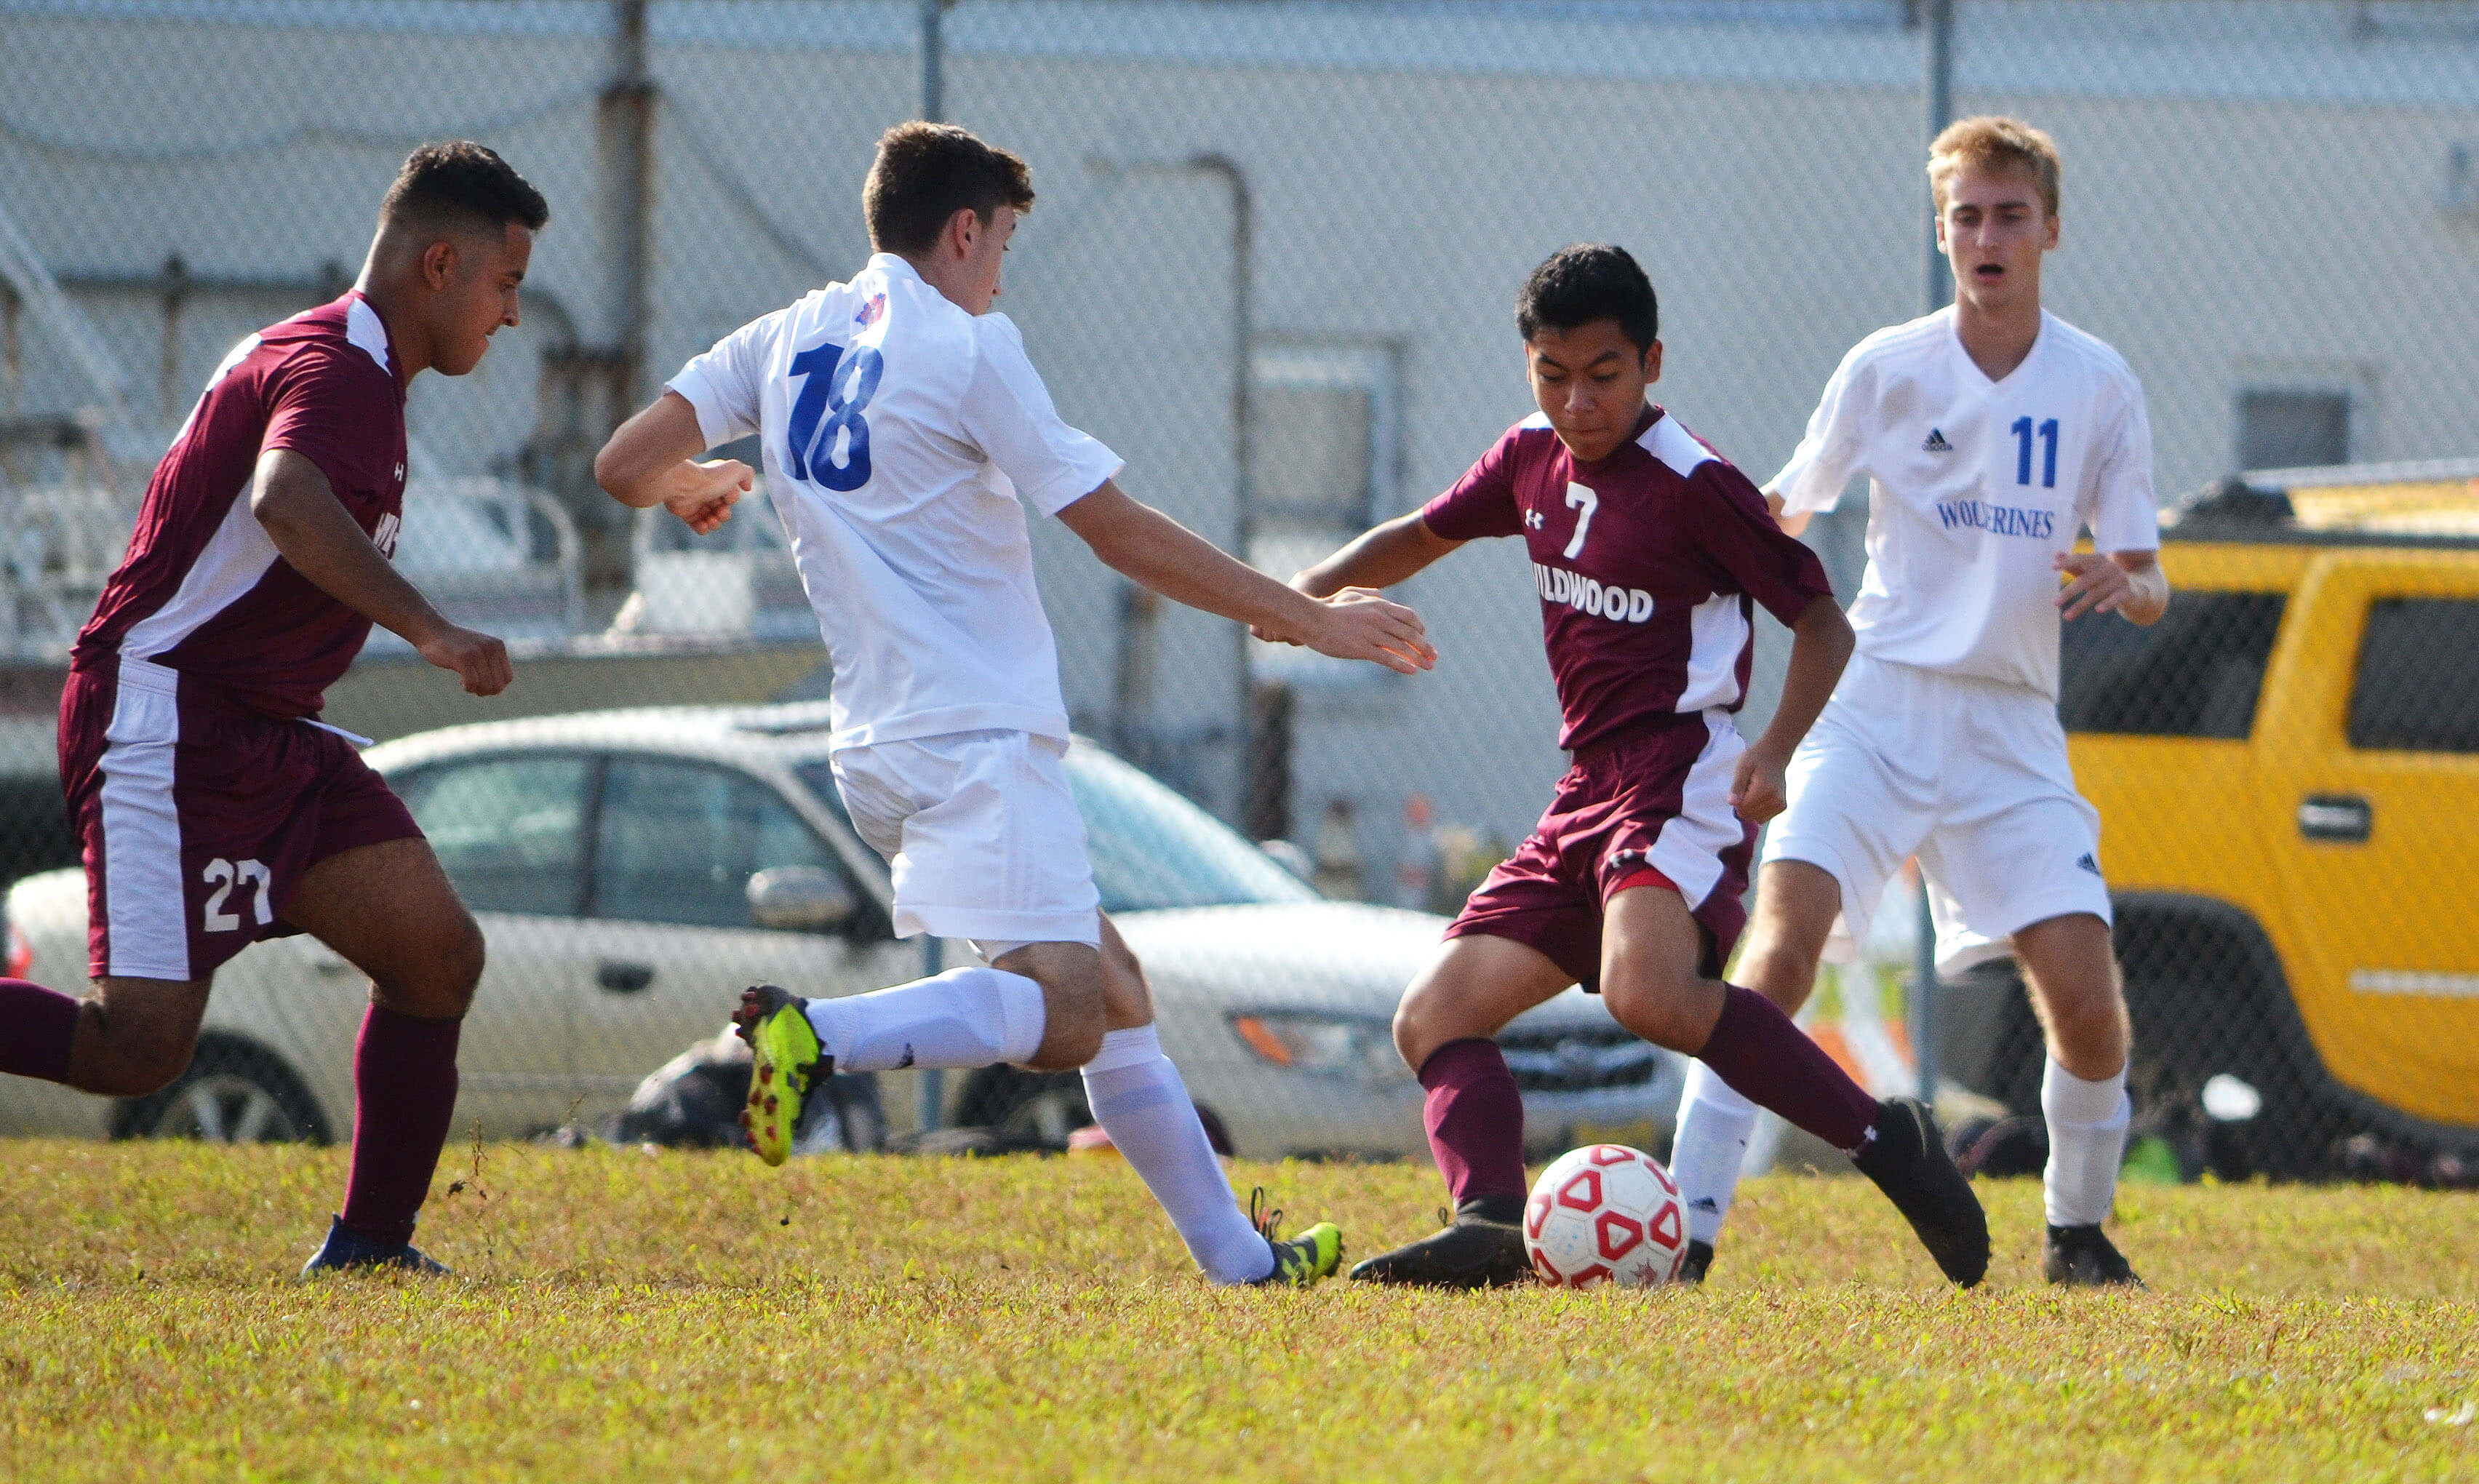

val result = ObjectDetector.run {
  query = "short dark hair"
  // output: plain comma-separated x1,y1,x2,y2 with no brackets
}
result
380,140,549,236
864,121,1035,255
1516,244,1658,353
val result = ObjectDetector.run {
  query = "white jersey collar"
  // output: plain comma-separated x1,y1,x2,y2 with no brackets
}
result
1947,304,2054,391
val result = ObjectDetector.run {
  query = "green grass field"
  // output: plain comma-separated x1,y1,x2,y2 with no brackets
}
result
1,1141,2472,1483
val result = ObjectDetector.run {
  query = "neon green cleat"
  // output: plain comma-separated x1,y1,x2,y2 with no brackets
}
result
1245,1187,1345,1287
732,983,829,1168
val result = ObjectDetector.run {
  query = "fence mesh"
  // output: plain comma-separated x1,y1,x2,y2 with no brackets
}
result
1,0,2475,1187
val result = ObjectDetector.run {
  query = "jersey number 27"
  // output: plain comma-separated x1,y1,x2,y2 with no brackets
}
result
786,341,884,491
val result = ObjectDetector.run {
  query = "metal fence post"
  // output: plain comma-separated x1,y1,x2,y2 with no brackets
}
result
1912,0,1954,1109
918,0,946,123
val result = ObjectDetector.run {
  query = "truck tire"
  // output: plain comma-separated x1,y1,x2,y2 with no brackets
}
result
1958,898,2339,1181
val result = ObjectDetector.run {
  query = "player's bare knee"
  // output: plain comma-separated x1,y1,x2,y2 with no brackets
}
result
1392,975,1484,1073
376,909,484,1019
1026,981,1104,1070
1003,944,1106,1069
1598,973,1706,1054
95,1021,197,1098
1734,936,1824,1014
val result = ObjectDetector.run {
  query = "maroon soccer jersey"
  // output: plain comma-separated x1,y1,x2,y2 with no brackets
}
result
73,292,410,719
1421,406,1833,755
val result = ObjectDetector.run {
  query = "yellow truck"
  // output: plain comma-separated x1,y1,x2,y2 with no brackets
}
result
1944,458,2479,1178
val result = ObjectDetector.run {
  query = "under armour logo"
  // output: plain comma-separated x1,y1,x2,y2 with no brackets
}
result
394,462,405,479
1922,428,1953,453
1524,508,1546,531
2076,853,2103,876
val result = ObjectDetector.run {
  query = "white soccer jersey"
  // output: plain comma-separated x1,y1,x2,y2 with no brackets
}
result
1770,307,2160,698
668,254,1122,751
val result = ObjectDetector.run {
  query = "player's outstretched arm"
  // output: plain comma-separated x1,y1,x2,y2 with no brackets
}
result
1055,481,1437,675
1730,593,1853,823
248,449,511,696
1289,512,1462,599
2055,548,2169,626
594,391,751,536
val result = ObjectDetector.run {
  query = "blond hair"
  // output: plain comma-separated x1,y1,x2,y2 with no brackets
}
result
1928,116,2061,217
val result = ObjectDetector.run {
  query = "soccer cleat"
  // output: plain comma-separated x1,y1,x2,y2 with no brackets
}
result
1851,1096,1991,1288
298,1214,452,1279
1346,1200,1531,1289
1244,1188,1344,1287
1676,1239,1717,1286
732,983,830,1168
2044,1223,2145,1288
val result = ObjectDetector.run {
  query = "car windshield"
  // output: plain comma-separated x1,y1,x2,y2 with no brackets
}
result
794,743,1315,914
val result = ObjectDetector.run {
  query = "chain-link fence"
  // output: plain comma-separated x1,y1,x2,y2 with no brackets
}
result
0,0,2473,1184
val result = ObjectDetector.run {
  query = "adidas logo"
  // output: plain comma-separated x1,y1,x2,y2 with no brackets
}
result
1922,428,1954,453
2076,853,2103,876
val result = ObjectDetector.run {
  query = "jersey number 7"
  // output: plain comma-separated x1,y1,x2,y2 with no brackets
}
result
786,341,885,491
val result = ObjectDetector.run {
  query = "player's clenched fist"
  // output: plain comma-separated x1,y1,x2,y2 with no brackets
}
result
418,622,513,696
1728,742,1789,823
1303,586,1437,675
664,458,751,536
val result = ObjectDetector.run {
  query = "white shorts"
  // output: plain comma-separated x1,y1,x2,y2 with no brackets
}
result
1760,652,2112,975
829,729,1102,957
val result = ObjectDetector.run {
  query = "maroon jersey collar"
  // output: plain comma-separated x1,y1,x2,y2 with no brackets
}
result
1569,403,1662,472
342,290,412,396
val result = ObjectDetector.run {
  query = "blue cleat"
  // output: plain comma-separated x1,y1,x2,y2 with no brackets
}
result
299,1214,452,1279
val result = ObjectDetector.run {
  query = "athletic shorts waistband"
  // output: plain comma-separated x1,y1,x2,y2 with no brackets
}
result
1566,708,1719,767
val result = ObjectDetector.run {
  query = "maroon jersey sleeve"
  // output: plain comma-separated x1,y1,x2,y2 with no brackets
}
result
260,346,397,514
1420,425,1528,541
1684,462,1835,626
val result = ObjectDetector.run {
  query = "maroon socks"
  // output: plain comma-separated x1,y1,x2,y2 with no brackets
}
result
339,1004,463,1249
1418,1037,1529,1217
0,978,80,1084
1696,984,1879,1156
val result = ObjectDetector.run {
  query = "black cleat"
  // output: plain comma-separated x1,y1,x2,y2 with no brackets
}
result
1851,1097,1990,1288
1347,1201,1530,1289
1676,1239,1716,1285
2044,1223,2145,1288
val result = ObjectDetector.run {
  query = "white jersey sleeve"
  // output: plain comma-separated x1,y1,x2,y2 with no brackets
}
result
667,309,785,450
1769,340,1875,517
2085,379,2162,553
957,314,1124,516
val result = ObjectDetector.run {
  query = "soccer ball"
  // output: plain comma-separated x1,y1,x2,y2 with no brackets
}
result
1523,1144,1689,1289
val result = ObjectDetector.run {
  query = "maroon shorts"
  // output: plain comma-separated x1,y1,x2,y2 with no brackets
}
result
1444,714,1758,991
60,656,421,983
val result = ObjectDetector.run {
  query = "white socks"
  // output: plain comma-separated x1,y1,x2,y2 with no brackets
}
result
2041,1056,2131,1228
802,965,1047,1073
1671,1060,1760,1246
1081,1025,1274,1285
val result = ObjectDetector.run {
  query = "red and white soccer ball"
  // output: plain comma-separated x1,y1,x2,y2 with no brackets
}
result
1523,1144,1690,1289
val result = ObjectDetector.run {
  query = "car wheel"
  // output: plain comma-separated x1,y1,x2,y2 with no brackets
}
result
115,1037,330,1145
954,1066,1091,1147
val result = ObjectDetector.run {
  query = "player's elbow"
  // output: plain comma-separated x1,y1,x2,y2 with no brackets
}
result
1795,594,1854,654
591,441,646,506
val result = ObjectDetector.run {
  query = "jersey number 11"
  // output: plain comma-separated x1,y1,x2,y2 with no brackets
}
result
2011,416,2059,489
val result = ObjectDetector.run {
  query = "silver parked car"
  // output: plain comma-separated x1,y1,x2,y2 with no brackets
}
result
0,704,1681,1157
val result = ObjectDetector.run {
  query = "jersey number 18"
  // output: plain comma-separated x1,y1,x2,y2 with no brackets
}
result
786,341,884,491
